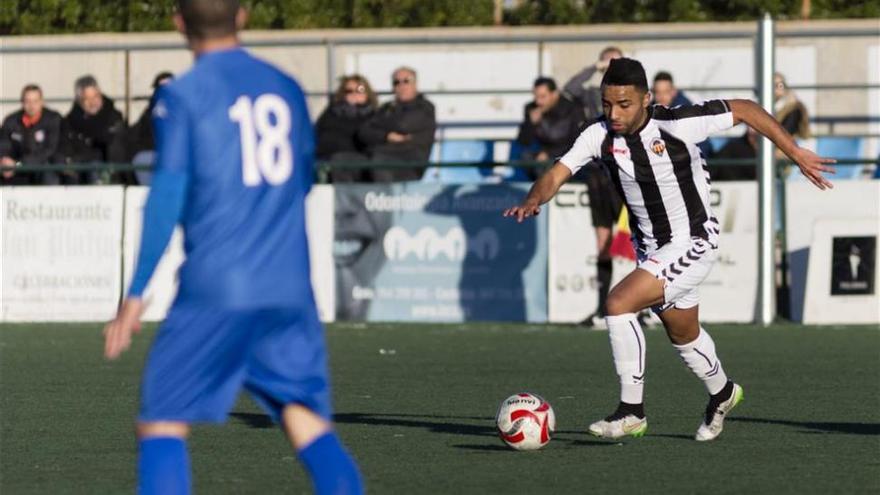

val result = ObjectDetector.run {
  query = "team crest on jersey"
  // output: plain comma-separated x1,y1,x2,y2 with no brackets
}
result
650,138,666,156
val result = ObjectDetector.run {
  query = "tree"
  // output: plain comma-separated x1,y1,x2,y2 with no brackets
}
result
0,0,877,34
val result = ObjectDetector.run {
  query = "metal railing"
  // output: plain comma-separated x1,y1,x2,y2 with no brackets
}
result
1,157,874,181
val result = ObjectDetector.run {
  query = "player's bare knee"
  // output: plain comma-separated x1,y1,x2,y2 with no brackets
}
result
282,404,332,450
605,291,632,316
665,328,693,346
661,318,699,345
137,421,190,439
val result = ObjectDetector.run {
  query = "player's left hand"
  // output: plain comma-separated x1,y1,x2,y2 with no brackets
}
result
503,201,541,223
791,147,836,190
103,298,144,360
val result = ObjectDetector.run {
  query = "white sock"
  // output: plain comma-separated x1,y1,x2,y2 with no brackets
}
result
605,313,646,404
673,327,729,395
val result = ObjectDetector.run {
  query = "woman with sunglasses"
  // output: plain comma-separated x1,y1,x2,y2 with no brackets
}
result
316,74,378,182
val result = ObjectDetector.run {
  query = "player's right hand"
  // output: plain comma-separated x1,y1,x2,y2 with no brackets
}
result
103,298,144,360
503,202,541,223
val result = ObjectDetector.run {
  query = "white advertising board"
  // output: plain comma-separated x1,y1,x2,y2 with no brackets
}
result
122,187,185,322
548,182,758,323
786,181,880,323
699,182,759,322
121,185,335,323
307,185,336,323
547,183,631,323
803,218,879,325
1,186,124,321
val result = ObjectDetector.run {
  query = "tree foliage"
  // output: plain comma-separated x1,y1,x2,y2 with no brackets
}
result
0,0,877,35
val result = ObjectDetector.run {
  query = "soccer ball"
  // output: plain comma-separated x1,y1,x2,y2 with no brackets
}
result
495,393,556,451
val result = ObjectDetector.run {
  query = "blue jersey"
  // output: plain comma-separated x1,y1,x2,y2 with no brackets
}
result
129,47,315,309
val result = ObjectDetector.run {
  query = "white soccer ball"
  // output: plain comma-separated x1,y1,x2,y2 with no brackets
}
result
496,393,556,451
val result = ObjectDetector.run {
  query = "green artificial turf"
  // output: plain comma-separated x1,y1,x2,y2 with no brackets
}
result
1,322,878,494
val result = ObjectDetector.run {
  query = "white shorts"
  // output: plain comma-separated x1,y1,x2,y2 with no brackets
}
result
636,238,718,314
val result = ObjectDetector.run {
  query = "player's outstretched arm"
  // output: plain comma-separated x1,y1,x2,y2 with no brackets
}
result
503,162,572,223
727,99,836,190
104,298,144,360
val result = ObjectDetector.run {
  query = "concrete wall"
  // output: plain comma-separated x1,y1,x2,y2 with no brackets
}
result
1,20,877,139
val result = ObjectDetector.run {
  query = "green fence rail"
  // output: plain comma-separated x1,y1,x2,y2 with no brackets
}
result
1,158,875,184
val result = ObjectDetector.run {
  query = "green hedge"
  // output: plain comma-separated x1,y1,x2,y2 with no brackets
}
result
1,0,878,35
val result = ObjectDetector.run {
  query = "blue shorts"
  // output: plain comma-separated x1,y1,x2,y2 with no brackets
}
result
139,303,332,424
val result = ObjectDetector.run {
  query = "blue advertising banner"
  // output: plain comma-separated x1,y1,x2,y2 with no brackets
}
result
334,183,547,322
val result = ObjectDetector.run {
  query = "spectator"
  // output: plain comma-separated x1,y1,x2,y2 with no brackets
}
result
712,126,758,181
563,46,623,123
651,71,691,108
358,66,436,182
652,70,712,157
516,77,584,180
127,71,174,160
316,74,377,182
774,72,810,139
564,51,625,327
59,75,127,184
126,71,174,185
0,84,63,185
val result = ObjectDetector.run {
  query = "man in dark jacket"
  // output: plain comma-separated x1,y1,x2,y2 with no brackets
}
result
59,75,127,184
713,127,758,181
564,50,626,328
651,71,693,108
652,71,712,158
127,71,174,160
517,77,584,180
126,71,174,185
0,84,63,185
358,67,436,182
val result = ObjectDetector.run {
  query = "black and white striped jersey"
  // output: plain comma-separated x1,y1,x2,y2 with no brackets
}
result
559,100,734,253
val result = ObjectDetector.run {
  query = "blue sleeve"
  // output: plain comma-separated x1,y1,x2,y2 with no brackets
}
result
294,86,316,194
127,87,191,298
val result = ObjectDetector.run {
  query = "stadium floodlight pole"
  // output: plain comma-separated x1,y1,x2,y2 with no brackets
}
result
757,13,776,326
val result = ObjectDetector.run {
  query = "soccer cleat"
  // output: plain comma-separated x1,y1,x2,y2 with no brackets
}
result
695,382,744,442
578,311,608,330
588,411,647,439
637,310,662,328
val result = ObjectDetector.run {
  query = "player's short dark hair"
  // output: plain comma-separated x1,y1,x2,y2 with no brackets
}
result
533,77,557,92
177,0,240,40
653,71,674,84
601,58,648,93
20,84,42,101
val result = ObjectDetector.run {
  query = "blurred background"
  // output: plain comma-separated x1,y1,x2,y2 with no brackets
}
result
1,0,878,327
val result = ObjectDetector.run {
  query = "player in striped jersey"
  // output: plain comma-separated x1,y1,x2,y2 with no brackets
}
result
504,58,835,441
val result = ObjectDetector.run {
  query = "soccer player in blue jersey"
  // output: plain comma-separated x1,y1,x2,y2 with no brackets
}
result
102,1,363,493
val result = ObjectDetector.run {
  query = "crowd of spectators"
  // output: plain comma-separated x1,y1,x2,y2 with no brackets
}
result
2,55,813,186
1,75,132,186
514,45,809,184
